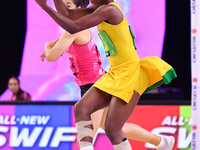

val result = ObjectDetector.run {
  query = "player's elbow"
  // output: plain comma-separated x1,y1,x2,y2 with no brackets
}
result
66,24,81,34
67,28,78,34
46,54,57,62
46,56,55,62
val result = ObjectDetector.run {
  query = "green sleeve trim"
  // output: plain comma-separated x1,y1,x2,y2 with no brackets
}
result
128,25,137,50
144,68,177,93
98,31,118,57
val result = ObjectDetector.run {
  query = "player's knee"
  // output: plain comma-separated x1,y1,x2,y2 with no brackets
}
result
74,102,86,118
74,101,92,119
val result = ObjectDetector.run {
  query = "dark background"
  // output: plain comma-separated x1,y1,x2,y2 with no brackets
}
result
0,0,191,101
0,1,27,94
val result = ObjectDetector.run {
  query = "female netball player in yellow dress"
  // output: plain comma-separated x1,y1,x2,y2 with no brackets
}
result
36,0,177,149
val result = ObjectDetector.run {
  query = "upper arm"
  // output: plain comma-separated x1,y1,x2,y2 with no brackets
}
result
73,5,114,32
54,31,75,52
45,31,76,61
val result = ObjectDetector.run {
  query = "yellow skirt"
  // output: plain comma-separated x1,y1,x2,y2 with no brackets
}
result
93,56,177,103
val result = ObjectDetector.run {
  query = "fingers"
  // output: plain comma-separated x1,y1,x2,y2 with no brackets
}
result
40,54,45,61
40,56,44,61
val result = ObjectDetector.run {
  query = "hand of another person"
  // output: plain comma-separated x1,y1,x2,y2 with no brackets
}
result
40,52,46,62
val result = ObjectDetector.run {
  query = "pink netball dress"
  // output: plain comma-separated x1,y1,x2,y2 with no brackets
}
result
66,31,105,86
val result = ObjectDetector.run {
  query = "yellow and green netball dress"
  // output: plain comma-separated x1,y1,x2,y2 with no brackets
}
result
93,2,177,103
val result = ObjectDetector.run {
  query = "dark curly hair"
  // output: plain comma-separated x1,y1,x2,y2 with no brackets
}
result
73,0,89,8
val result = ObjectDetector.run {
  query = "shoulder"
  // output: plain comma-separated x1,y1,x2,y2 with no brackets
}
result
74,29,91,45
95,4,115,13
60,30,77,42
62,30,82,38
93,4,120,19
22,91,32,101
62,30,72,37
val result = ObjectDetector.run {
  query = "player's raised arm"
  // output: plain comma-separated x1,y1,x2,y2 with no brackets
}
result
35,0,114,34
44,31,76,61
